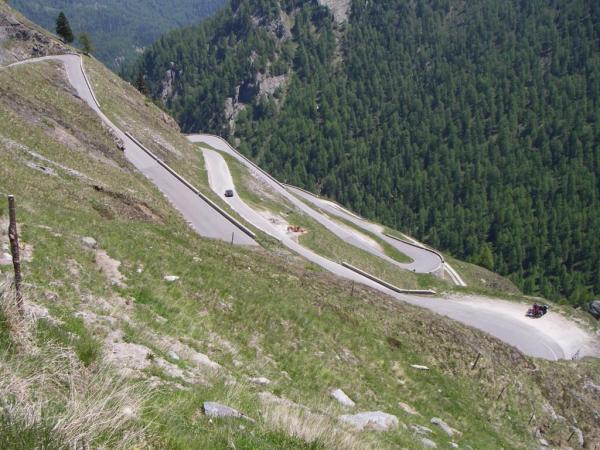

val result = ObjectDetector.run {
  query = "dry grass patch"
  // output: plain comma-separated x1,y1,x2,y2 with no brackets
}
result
0,277,148,449
260,393,374,450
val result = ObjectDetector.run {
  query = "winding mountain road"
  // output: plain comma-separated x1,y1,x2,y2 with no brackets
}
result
4,55,256,246
4,54,597,361
192,136,599,361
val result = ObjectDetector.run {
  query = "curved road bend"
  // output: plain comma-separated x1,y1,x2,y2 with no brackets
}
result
200,146,595,361
285,186,467,287
187,135,446,274
4,55,255,246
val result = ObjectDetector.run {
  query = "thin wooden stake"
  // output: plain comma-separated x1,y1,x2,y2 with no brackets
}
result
496,384,507,401
351,281,355,297
231,232,234,245
471,352,481,370
528,412,535,424
567,430,575,442
7,195,23,316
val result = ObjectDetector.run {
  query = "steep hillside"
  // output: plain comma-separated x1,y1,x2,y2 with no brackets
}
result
9,0,225,69
136,0,600,307
1,4,600,449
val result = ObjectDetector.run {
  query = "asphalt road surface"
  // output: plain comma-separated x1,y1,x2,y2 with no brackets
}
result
5,55,256,246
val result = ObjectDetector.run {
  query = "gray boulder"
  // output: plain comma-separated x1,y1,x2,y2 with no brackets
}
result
203,402,254,422
588,301,600,320
431,417,457,437
421,438,437,448
339,411,399,432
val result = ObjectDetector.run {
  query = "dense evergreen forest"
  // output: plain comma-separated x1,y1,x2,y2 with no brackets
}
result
9,0,225,69
135,0,600,305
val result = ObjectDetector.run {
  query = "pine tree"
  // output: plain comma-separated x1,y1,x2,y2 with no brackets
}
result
79,32,93,54
56,12,74,43
135,72,148,95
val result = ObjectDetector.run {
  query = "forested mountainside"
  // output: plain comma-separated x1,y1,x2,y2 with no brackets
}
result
135,0,600,306
9,0,225,69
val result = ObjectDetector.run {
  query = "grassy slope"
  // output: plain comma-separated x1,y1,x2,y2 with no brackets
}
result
0,23,599,450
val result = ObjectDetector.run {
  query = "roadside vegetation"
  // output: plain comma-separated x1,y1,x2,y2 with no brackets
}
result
1,12,599,448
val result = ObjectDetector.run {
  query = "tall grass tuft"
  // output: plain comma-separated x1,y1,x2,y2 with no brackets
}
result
0,276,148,449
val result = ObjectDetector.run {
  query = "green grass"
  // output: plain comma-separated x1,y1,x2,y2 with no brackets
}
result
1,47,599,449
0,414,63,450
37,317,101,367
328,214,412,263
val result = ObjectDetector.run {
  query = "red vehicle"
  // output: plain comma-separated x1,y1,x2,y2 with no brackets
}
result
526,303,549,318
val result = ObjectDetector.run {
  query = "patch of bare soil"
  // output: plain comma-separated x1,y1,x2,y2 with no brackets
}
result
91,185,164,223
94,249,126,288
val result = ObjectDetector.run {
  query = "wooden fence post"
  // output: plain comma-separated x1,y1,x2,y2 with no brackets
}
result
7,195,23,316
496,384,508,401
471,352,481,370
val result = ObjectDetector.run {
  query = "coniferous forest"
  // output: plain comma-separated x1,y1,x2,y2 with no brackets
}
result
135,0,600,305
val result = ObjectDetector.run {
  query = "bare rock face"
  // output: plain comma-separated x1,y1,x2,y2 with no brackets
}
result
0,8,67,65
257,73,288,98
588,300,600,320
317,0,351,23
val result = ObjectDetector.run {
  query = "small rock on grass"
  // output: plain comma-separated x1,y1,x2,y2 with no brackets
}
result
331,388,356,407
203,402,254,422
81,236,98,249
339,411,399,432
164,275,180,282
431,417,458,437
411,424,433,435
249,377,270,386
421,438,437,448
398,401,420,416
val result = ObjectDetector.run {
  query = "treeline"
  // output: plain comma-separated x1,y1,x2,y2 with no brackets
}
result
10,0,225,68
136,0,600,305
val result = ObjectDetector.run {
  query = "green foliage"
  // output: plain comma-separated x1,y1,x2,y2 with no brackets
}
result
10,0,225,69
135,72,148,95
137,0,600,306
55,11,73,43
475,243,495,271
37,317,101,367
0,413,62,450
79,32,93,54
0,307,13,354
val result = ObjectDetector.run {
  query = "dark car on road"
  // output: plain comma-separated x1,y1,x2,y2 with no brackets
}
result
224,189,234,198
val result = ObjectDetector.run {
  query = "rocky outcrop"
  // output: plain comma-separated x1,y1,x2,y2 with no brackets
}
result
588,300,600,320
257,73,288,98
317,0,351,23
160,64,177,102
0,8,67,65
